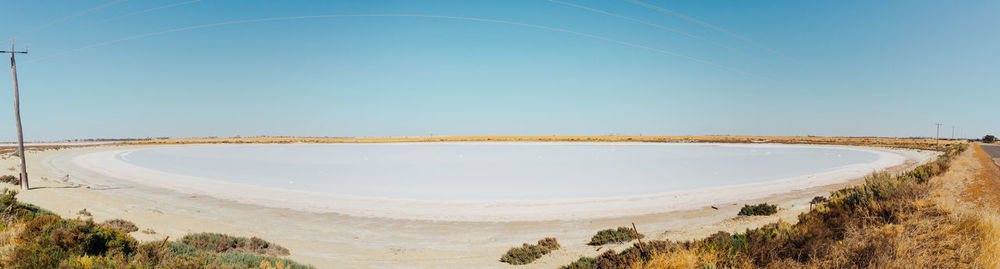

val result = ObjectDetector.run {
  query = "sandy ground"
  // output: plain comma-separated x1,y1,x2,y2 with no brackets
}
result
0,144,937,269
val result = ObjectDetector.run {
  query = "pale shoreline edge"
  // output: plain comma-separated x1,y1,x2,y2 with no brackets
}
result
59,142,938,222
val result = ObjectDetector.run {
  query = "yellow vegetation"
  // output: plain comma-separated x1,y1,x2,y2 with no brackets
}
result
629,249,717,269
567,143,1000,268
129,135,960,150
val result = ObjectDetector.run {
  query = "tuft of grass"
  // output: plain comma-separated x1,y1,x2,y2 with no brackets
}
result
499,237,561,265
76,208,91,217
809,196,828,207
537,237,560,250
560,256,595,269
500,243,551,265
181,232,291,256
210,252,312,269
630,248,718,269
737,203,778,216
260,258,301,269
972,212,1000,268
101,219,138,233
588,227,644,246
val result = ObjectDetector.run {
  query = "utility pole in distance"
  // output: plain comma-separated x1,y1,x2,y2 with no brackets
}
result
1,40,28,190
935,123,942,148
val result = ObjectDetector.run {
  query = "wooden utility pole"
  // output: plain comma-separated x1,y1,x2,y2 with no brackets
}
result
1,40,28,190
935,123,942,148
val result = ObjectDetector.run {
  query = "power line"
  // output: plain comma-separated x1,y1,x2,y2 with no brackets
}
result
24,14,774,81
625,0,803,66
84,0,203,28
10,0,129,40
547,0,752,57
28,0,206,47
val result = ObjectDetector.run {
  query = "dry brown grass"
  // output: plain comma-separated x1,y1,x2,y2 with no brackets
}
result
960,144,1000,208
0,223,23,248
774,144,997,269
629,249,716,269
130,136,959,150
971,212,1000,268
933,144,1000,268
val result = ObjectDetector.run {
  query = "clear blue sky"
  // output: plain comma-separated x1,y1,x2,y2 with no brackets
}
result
0,0,997,141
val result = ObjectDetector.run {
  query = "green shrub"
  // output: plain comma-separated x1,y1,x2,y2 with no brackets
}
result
591,248,639,268
101,218,138,233
181,232,290,256
500,243,552,265
499,237,561,265
537,237,560,250
560,256,596,269
588,227,644,245
2,214,138,268
738,203,778,216
210,252,314,269
164,240,201,256
0,188,17,210
60,254,130,268
809,196,827,206
0,189,54,223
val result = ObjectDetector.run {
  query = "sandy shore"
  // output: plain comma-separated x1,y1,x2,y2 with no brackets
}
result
2,143,937,268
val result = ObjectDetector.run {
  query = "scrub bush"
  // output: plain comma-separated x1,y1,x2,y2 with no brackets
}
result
538,237,560,250
0,189,54,224
102,218,139,233
77,208,92,217
181,232,291,256
738,203,778,216
3,215,138,268
0,175,17,185
210,252,311,269
499,237,561,265
588,227,644,245
810,196,828,206
560,257,595,269
500,243,552,265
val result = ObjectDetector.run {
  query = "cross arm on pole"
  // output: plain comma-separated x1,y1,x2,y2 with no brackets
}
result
3,41,28,54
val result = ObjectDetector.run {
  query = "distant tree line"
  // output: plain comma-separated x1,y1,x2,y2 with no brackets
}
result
63,137,169,142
